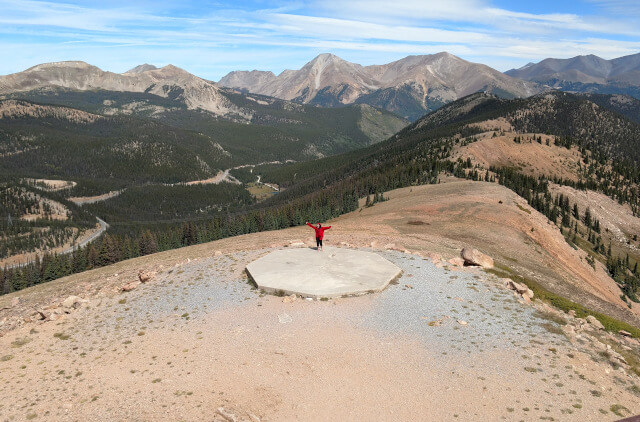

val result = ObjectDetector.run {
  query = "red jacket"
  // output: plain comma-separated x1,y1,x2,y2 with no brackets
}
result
307,223,331,239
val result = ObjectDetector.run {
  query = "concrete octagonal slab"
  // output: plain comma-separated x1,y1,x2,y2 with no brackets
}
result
246,246,402,298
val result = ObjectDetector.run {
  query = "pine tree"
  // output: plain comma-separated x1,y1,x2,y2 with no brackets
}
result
583,207,592,228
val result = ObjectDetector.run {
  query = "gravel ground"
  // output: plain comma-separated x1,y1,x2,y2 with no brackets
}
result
1,248,638,421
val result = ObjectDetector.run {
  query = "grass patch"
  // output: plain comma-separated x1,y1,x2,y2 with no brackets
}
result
485,264,640,338
610,404,630,417
515,202,531,214
1,355,14,362
53,332,71,340
11,337,32,348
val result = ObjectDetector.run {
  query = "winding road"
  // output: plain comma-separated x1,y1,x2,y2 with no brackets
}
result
5,216,108,269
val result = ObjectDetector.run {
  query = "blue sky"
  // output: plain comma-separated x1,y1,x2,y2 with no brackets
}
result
1,0,640,80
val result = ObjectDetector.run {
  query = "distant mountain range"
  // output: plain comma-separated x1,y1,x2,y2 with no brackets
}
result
219,52,542,121
506,53,640,98
0,61,241,118
2,51,639,125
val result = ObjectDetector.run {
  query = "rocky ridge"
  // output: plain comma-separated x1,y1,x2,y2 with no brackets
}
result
219,52,542,120
0,61,242,117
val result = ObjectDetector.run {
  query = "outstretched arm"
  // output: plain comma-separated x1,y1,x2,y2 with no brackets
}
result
306,222,315,229
324,226,332,230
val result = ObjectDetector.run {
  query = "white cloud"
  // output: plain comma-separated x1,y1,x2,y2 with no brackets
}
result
0,0,639,78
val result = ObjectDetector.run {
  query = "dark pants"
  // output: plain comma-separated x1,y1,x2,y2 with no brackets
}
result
316,237,323,248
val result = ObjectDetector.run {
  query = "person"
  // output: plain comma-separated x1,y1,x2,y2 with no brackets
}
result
306,221,331,251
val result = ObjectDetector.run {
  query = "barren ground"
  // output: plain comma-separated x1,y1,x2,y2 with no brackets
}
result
1,181,640,421
452,129,584,182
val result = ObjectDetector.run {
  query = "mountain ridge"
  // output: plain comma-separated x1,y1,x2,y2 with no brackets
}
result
218,52,542,120
0,61,239,116
505,52,640,99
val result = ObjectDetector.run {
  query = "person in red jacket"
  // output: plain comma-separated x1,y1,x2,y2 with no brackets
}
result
306,221,331,251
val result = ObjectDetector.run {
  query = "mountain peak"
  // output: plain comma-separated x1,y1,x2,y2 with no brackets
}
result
24,61,95,72
306,53,353,68
124,64,158,74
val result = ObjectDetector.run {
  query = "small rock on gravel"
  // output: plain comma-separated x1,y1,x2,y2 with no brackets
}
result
121,281,140,292
282,294,297,303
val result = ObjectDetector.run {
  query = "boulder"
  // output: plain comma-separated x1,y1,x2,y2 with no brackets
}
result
568,310,576,317
619,330,633,338
138,270,155,283
504,279,528,295
586,315,605,330
460,248,494,268
10,297,20,307
282,294,297,303
62,296,87,309
121,281,140,292
214,250,223,256
522,289,534,301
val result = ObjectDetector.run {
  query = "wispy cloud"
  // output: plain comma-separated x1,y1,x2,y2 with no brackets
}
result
0,0,638,79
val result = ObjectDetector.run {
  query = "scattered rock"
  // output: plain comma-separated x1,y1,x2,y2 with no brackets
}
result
216,407,239,422
121,281,140,292
568,310,576,317
370,241,381,248
404,284,414,289
460,248,494,268
62,295,87,309
282,294,297,303
10,297,20,307
586,315,605,330
593,340,608,352
448,257,464,267
504,279,528,295
138,270,155,283
32,310,47,321
214,250,223,256
457,320,468,326
619,330,633,338
424,316,447,327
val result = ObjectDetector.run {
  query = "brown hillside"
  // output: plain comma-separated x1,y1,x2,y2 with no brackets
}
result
451,126,584,182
